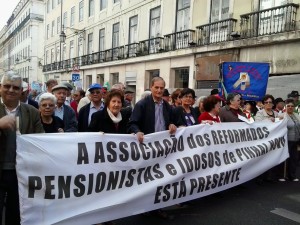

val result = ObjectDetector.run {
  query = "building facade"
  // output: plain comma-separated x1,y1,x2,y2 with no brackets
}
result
42,0,300,99
0,0,45,83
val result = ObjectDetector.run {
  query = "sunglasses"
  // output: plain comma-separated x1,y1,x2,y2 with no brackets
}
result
41,103,55,108
90,90,101,94
2,84,21,91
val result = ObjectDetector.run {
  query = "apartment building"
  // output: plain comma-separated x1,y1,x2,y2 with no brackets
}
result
43,0,300,99
0,0,45,83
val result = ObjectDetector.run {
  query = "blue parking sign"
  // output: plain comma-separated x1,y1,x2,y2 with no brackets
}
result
72,73,80,82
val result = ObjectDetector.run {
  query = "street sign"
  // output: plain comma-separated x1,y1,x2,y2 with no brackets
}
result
72,73,80,82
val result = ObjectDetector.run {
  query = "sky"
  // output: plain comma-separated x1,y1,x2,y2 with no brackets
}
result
0,0,20,29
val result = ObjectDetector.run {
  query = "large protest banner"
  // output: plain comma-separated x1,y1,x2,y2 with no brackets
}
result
220,62,270,101
17,120,288,225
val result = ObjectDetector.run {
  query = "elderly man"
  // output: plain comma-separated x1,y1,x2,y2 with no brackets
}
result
0,71,44,225
20,81,39,109
78,83,104,132
52,84,78,132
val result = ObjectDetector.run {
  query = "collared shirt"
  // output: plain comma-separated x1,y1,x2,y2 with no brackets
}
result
88,101,104,125
1,98,20,116
55,105,64,120
154,98,165,132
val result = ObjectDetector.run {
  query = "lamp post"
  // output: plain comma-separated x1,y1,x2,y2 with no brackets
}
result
59,0,66,70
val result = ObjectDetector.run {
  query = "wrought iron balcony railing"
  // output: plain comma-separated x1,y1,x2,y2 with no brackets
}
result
240,3,299,38
196,18,238,45
164,30,196,51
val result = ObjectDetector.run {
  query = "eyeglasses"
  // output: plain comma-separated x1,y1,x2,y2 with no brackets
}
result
41,103,55,108
90,90,101,94
2,84,21,91
264,101,273,104
286,105,294,108
183,95,194,99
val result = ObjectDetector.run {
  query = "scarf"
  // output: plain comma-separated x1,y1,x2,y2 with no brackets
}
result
107,108,122,124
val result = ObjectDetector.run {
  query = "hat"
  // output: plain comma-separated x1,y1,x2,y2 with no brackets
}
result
88,83,102,91
210,88,219,95
125,90,134,94
61,82,73,91
290,90,300,97
163,89,170,97
274,97,284,105
52,84,69,92
22,81,29,92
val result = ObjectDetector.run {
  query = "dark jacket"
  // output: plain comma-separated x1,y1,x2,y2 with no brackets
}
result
127,94,182,135
63,104,78,132
173,106,199,126
0,103,44,177
28,98,39,109
88,107,130,133
219,105,246,122
78,103,91,132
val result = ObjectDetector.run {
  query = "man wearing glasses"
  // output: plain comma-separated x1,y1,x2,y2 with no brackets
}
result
0,71,44,225
78,83,104,132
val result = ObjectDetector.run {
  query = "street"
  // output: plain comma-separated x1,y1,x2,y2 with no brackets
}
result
114,166,300,225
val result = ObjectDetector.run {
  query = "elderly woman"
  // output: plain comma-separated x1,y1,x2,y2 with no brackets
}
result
171,88,182,108
173,88,198,126
219,93,246,122
198,95,221,124
88,90,130,133
255,94,279,122
39,93,64,133
280,98,300,182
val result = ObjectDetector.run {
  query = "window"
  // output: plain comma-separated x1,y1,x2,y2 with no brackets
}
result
52,0,55,9
47,0,50,13
100,0,107,10
175,68,189,88
89,0,94,17
56,46,60,62
46,24,50,39
51,20,55,37
129,16,138,44
150,6,161,38
57,16,60,34
70,40,74,59
79,1,84,22
99,29,105,51
51,48,54,63
112,23,119,48
63,12,67,31
176,0,190,31
210,0,229,22
114,0,120,3
70,6,75,27
58,0,60,4
87,33,93,54
111,73,119,85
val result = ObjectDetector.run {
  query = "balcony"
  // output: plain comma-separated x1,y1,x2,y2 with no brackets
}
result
240,3,299,38
196,18,238,45
164,29,196,51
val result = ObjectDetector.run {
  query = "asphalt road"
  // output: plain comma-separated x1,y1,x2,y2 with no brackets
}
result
113,166,300,225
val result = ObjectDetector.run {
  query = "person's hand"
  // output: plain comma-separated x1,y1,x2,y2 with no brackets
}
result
136,132,144,143
168,124,177,134
0,115,15,130
57,128,64,133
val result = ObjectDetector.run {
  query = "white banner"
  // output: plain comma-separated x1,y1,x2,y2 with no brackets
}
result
16,120,289,225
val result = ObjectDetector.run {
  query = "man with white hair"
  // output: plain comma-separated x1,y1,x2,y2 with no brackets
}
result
20,81,39,109
0,71,44,224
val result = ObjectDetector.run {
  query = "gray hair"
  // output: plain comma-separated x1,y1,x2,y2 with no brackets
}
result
1,71,22,87
194,96,207,107
39,93,57,106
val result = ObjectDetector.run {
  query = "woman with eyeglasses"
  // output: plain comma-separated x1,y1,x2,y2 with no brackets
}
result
279,98,300,182
39,93,64,133
255,94,279,122
173,88,198,126
219,93,247,122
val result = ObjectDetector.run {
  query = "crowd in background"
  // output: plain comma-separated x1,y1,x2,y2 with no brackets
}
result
0,71,299,225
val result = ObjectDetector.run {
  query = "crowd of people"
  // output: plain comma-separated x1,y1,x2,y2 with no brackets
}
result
0,70,299,224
